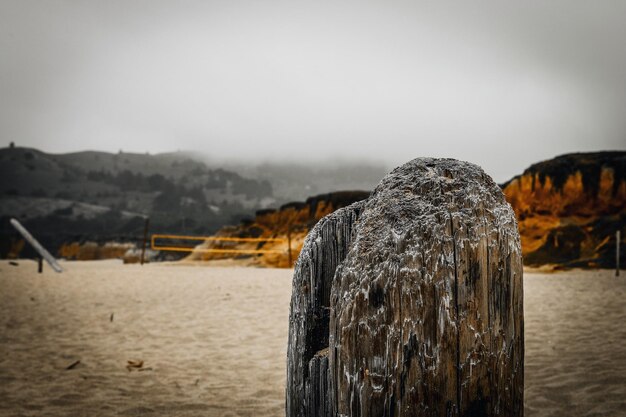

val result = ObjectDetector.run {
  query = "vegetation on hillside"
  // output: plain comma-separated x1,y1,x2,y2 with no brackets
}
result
0,147,275,258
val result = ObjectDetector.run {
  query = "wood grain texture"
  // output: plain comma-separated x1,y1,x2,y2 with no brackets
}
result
287,158,523,417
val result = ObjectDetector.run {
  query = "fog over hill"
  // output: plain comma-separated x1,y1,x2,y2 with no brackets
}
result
214,158,389,202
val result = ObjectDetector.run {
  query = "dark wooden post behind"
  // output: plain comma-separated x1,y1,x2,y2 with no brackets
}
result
286,202,364,417
286,158,524,417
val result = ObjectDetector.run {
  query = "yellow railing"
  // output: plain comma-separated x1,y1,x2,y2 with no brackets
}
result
151,234,288,254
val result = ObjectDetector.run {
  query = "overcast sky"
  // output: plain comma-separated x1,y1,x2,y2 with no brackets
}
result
1,1,625,182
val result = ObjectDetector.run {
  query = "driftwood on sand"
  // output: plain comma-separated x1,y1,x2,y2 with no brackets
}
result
286,158,524,417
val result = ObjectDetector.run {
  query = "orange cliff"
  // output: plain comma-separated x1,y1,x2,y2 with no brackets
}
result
502,152,625,268
183,191,370,268
184,152,625,269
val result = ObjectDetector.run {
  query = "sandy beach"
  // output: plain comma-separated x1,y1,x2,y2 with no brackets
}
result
1,261,625,417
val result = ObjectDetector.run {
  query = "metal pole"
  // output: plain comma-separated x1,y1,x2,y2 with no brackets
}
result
141,217,150,266
617,230,621,277
10,218,62,273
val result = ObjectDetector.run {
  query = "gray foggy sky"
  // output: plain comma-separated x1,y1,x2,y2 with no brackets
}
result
1,1,625,182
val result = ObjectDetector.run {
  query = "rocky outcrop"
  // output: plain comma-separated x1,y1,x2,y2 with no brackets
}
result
287,158,524,417
184,191,370,267
189,151,624,270
502,151,625,268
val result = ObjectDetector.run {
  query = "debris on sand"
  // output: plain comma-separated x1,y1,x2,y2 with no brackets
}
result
66,360,81,370
126,360,144,371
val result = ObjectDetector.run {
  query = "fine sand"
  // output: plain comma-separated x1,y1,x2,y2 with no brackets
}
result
0,261,625,417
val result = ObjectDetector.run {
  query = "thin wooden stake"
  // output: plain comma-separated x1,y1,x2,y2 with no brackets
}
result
141,217,150,266
38,257,43,274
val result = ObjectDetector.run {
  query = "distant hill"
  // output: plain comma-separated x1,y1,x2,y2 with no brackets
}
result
502,151,625,268
0,147,275,206
0,146,276,259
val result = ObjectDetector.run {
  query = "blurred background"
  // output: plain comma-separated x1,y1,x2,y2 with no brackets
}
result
1,0,624,267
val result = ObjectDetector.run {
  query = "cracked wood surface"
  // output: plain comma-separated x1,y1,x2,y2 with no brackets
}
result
287,158,523,417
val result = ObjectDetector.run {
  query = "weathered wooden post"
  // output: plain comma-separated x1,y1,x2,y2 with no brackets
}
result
38,257,43,273
286,158,524,417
